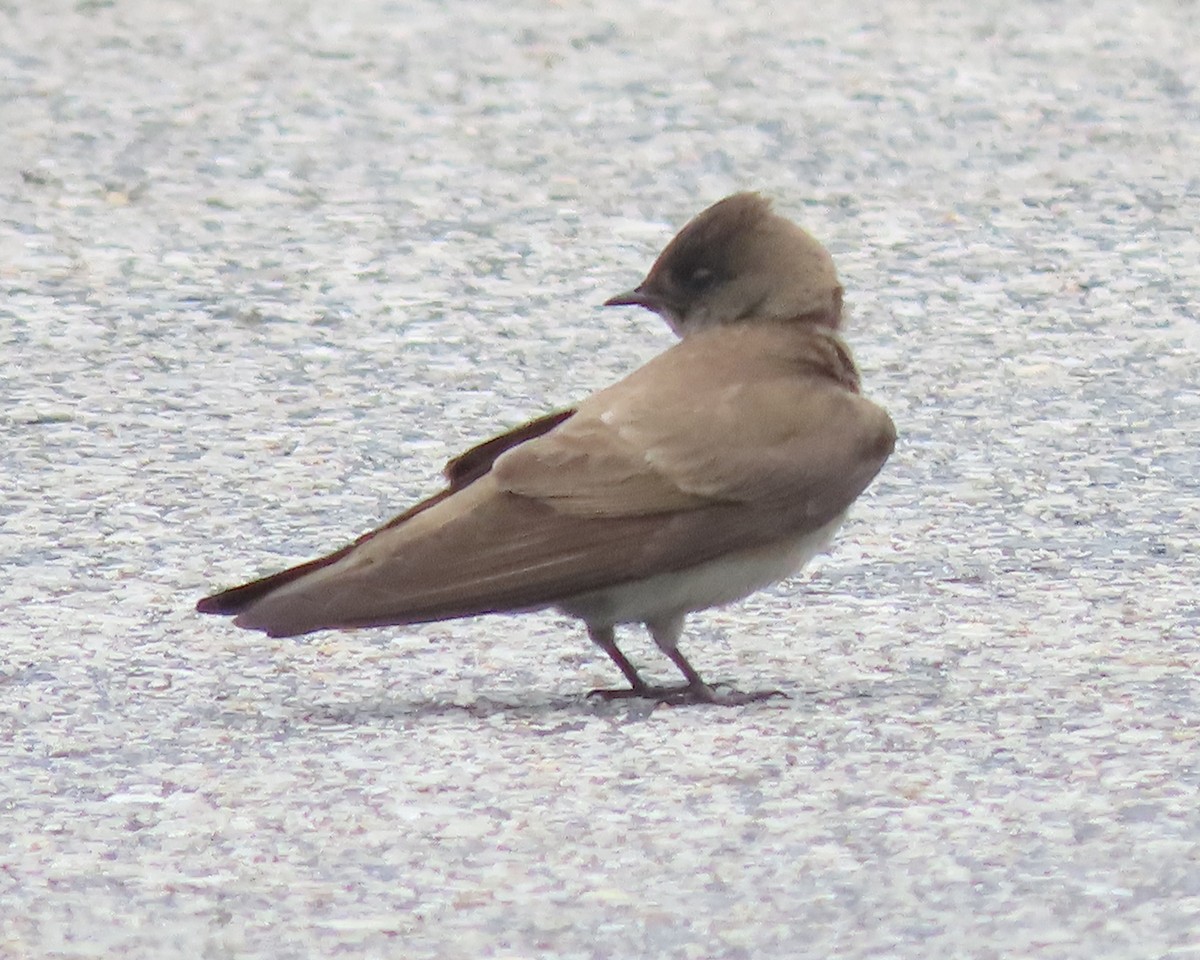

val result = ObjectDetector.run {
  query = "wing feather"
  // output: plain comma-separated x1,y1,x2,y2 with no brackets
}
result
205,326,895,638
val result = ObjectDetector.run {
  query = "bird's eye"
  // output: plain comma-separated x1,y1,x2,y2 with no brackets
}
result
685,267,717,291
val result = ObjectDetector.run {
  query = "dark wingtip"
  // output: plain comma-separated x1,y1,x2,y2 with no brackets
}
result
195,594,224,615
443,408,575,487
196,410,578,626
194,545,358,618
195,578,281,616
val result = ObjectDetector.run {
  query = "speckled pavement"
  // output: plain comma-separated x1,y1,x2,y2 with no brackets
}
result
3,2,1199,957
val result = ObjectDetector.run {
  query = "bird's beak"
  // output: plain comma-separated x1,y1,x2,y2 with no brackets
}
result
604,285,666,312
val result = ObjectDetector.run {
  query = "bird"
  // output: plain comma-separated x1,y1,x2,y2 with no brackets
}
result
196,193,896,705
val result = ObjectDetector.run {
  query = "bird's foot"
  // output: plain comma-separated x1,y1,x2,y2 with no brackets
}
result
587,682,787,706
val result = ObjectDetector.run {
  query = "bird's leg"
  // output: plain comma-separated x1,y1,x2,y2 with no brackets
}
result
585,623,704,702
585,625,651,696
649,616,787,706
585,620,786,705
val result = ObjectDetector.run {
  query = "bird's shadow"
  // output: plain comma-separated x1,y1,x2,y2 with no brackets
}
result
300,691,602,724
298,691,738,724
290,679,917,726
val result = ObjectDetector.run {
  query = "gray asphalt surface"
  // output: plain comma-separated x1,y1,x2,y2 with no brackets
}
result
3,1,1199,957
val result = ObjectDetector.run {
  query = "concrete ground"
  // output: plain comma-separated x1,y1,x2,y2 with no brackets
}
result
2,1,1198,957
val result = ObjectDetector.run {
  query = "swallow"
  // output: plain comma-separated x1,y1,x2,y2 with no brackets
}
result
196,193,896,705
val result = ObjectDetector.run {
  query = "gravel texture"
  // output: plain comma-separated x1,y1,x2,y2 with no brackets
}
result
3,1,1199,958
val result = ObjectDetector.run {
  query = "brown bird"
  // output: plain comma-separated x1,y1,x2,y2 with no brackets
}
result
197,193,896,705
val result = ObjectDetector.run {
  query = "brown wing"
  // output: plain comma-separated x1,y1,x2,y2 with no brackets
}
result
195,408,575,616
225,475,793,637
443,409,574,487
202,326,895,638
216,331,894,638
226,400,892,638
492,325,895,520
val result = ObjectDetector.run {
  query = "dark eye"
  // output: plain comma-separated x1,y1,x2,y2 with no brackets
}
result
685,267,717,291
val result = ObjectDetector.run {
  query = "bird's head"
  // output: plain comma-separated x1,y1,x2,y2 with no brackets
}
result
605,193,843,336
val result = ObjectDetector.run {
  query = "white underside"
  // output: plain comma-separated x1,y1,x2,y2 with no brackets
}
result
556,512,845,628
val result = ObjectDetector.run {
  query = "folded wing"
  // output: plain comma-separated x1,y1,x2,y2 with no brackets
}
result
200,329,895,638
195,408,574,617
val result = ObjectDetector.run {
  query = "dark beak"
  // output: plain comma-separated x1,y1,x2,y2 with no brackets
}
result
604,286,668,312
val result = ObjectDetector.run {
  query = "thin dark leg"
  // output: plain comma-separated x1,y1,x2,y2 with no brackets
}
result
585,620,787,706
586,625,648,693
651,618,787,706
585,623,703,702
